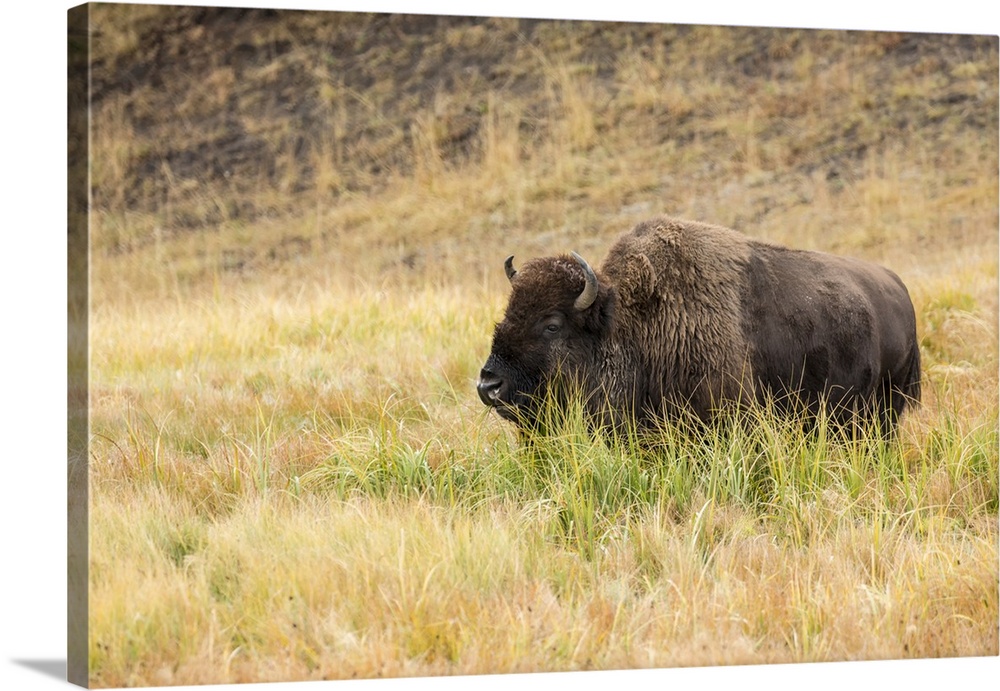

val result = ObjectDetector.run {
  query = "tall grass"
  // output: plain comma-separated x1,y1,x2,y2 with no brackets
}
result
89,411,997,684
88,278,999,685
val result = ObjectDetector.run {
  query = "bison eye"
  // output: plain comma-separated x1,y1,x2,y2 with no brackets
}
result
540,314,565,338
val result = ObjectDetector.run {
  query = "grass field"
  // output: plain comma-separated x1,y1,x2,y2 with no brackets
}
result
83,7,998,687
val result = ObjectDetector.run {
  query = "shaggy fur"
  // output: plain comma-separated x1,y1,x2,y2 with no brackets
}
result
477,215,921,434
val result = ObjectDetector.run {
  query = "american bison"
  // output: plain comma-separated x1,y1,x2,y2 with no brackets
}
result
476,216,921,435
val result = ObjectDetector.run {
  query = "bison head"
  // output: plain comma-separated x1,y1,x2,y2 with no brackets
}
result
477,251,615,427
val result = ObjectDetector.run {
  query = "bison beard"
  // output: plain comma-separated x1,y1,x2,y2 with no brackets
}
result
477,215,921,436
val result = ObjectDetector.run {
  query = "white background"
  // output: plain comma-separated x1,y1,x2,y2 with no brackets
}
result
2,1,997,690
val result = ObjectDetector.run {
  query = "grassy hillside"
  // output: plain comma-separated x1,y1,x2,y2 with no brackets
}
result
89,6,997,289
85,5,998,687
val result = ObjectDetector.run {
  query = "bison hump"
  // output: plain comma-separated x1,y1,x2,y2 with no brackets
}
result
613,252,656,307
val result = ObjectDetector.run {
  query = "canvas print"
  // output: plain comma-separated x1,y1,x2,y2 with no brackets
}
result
69,2,999,687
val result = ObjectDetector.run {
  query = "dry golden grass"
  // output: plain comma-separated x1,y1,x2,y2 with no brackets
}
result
83,8,998,688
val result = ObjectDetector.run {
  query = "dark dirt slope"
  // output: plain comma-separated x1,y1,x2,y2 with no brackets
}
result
87,5,997,236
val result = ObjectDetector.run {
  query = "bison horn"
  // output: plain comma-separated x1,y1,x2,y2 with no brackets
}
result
571,251,599,311
504,255,517,283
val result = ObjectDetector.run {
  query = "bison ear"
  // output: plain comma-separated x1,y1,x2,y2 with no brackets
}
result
617,253,655,307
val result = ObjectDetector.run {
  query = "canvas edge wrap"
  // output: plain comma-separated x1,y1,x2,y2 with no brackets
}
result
68,3,91,687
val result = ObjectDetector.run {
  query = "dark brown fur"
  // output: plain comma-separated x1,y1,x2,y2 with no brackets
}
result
477,216,921,434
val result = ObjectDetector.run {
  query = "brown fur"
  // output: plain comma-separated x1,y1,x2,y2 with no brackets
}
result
477,215,921,434
600,217,756,420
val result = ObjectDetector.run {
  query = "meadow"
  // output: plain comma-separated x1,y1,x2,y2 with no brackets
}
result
84,7,998,686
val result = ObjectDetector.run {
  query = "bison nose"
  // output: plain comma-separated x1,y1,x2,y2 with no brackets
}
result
477,368,505,407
